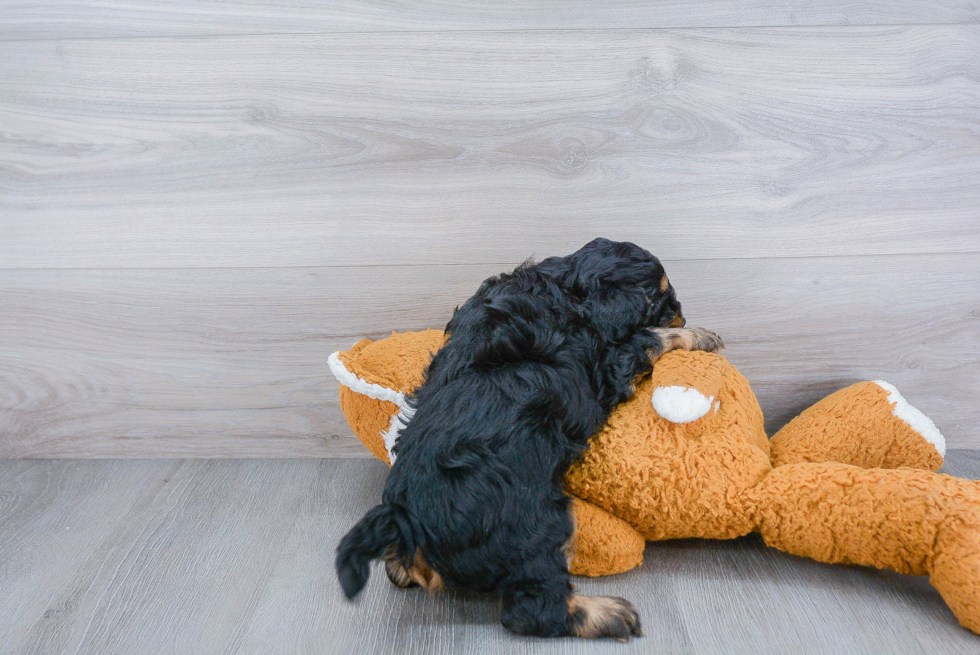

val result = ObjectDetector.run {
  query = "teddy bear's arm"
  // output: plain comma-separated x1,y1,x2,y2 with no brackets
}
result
770,381,944,471
568,497,645,577
748,462,980,634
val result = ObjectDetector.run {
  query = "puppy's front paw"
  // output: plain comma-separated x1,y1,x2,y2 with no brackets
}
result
689,328,724,352
568,595,643,641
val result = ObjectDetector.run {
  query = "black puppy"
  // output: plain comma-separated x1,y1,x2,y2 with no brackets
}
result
336,238,722,640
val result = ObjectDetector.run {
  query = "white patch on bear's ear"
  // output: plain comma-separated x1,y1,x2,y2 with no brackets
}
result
329,350,413,463
873,380,946,457
328,351,407,407
651,386,714,423
381,405,416,465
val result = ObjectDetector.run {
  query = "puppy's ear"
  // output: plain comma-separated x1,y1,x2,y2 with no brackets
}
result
583,286,649,341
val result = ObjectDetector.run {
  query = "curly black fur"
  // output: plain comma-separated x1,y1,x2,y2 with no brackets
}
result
337,238,717,640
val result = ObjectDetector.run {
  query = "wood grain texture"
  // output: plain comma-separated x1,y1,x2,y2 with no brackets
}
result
2,27,979,268
1,1,978,40
0,460,182,654
3,457,980,654
8,460,324,654
1,253,976,458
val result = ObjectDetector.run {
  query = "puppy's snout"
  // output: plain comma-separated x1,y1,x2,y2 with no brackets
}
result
669,312,686,328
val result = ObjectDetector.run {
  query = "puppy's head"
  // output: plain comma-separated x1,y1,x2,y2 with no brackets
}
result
538,238,684,337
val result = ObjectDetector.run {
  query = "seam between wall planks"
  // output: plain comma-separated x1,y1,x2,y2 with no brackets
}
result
0,22,978,44
1,250,980,272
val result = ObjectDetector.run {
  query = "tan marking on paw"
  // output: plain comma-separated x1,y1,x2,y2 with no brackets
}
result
649,327,724,354
567,595,642,640
406,549,444,593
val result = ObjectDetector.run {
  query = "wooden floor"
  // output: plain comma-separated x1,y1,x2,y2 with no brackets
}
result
3,454,980,654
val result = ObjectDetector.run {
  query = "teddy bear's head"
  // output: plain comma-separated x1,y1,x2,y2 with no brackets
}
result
328,329,445,465
564,349,771,541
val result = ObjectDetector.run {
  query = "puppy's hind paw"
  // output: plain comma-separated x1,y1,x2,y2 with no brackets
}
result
384,556,418,589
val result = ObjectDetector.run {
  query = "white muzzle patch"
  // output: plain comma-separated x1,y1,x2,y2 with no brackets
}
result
651,386,714,424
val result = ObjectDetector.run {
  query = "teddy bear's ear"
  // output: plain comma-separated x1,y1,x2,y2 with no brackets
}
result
329,329,445,465
329,346,408,466
329,348,406,407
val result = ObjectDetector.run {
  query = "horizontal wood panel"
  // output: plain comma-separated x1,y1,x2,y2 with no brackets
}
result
0,253,976,457
1,1,978,41
2,27,979,268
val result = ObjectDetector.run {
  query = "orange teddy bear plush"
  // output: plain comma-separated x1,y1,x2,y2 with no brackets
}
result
329,330,980,634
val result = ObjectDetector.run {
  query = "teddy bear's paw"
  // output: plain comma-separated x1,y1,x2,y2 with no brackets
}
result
568,595,643,641
872,381,945,458
930,517,980,634
926,489,980,635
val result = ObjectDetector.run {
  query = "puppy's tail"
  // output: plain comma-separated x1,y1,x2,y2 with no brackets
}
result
336,503,414,600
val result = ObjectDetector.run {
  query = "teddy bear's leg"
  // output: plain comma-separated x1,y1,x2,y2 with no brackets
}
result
749,462,980,634
567,497,646,577
769,381,944,471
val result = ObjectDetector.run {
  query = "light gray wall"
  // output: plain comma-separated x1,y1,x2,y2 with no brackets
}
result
1,4,978,456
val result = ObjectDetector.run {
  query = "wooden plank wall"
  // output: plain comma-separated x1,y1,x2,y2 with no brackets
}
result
1,3,978,457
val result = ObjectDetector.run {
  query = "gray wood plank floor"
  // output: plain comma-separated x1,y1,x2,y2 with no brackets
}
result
3,454,980,654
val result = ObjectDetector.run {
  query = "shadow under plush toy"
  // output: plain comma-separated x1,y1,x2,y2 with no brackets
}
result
329,329,980,634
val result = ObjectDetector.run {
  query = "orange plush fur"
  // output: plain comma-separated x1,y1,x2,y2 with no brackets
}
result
329,330,980,634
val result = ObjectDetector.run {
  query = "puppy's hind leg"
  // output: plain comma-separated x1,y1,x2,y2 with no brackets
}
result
383,546,417,589
383,546,444,592
500,556,642,640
